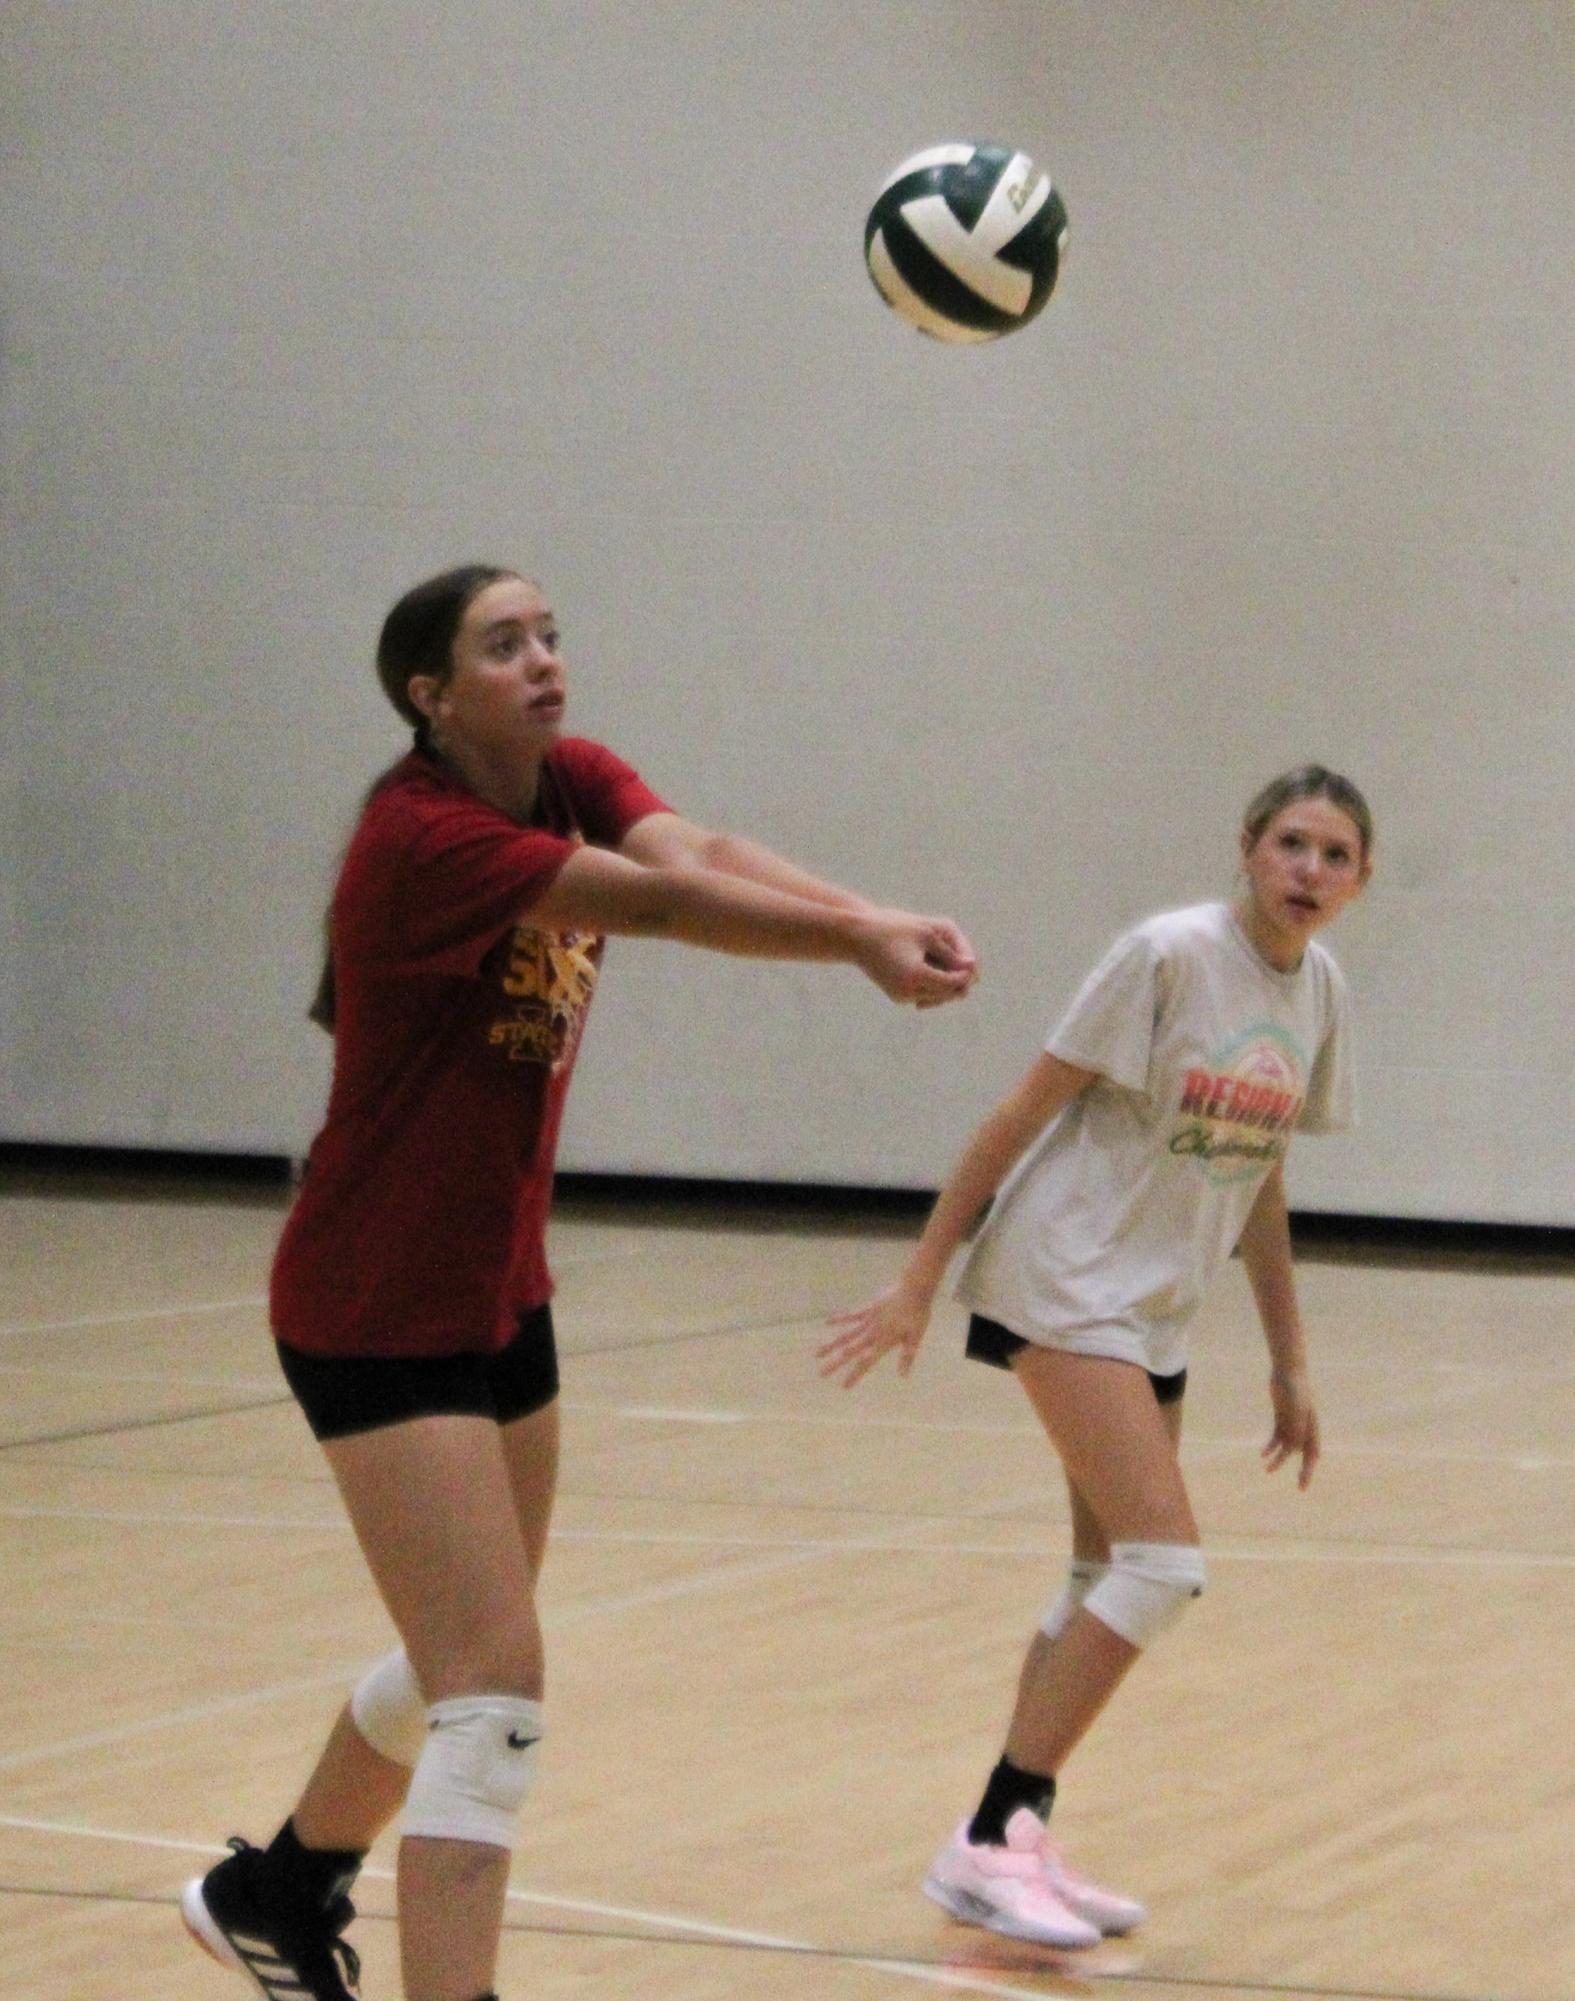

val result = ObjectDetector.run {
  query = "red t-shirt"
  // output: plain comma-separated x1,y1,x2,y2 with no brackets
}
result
271,740,669,1357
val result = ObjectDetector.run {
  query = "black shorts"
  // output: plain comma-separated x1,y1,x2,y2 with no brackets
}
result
276,1302,560,1442
965,1312,1187,1405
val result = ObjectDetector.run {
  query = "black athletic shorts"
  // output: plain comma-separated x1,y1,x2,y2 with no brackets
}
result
276,1302,560,1442
965,1312,1187,1405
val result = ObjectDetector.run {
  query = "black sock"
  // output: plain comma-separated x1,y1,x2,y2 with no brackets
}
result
258,1817,365,1912
967,1756,1056,1846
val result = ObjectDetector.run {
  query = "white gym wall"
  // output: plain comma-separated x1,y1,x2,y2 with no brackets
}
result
2,3,1571,1222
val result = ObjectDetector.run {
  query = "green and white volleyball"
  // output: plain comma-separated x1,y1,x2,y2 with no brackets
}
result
863,143,1068,343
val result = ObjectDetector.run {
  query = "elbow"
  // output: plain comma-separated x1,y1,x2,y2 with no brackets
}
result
690,830,739,873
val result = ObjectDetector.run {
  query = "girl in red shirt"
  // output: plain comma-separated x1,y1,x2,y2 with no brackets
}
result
182,564,977,2001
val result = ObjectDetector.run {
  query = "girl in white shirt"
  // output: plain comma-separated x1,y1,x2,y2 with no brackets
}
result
820,765,1373,1951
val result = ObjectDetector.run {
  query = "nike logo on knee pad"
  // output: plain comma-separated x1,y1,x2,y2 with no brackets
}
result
507,1730,539,1749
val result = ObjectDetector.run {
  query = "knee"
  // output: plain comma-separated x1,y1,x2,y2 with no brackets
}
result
350,1619,544,1770
402,1695,544,1850
350,1646,426,1767
1038,1556,1109,1639
1082,1541,1205,1648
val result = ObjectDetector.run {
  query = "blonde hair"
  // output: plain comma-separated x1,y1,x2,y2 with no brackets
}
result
1242,765,1372,860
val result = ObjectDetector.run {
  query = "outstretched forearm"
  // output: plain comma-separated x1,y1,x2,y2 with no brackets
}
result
524,843,971,1006
535,849,869,960
624,814,875,912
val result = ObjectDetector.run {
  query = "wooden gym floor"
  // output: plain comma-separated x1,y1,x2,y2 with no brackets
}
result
0,1162,1571,2001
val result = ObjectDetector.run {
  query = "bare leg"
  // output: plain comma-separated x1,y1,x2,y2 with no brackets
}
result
1004,1354,1194,1776
1066,1479,1113,1566
291,1703,412,1852
499,1396,560,1586
397,1839,511,2001
290,1399,562,1859
398,1400,560,2001
323,1414,545,2001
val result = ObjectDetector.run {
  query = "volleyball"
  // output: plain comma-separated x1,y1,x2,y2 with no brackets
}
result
864,143,1068,343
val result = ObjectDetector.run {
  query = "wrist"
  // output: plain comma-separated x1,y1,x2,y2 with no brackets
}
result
898,1261,943,1308
843,908,882,965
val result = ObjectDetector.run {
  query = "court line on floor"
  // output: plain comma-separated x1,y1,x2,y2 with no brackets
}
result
0,1297,267,1338
0,1361,284,1392
577,1401,1575,1469
2,1270,1569,1387
2,1498,1569,1570
0,1531,872,1778
0,1813,1506,2001
1,1380,1568,1472
0,1395,292,1456
0,1853,1099,2001
0,1240,676,1344
557,1529,1575,1568
8,1447,1558,1535
4,1296,1567,1383
563,1313,1575,1380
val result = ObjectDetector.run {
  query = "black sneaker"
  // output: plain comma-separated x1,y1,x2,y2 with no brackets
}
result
181,1837,362,2000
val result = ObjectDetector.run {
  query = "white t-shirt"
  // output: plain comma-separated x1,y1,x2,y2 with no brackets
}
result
957,901,1354,1376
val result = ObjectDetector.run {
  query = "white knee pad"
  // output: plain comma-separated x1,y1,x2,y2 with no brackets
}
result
1082,1541,1205,1648
1039,1558,1109,1640
350,1647,427,1767
402,1695,543,1850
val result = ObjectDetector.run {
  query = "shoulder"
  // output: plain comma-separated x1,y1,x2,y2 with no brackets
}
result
1067,905,1231,1017
547,736,635,784
545,735,670,836
346,756,531,885
1141,900,1228,945
1116,901,1224,967
542,736,648,815
357,753,504,842
1059,912,1166,1014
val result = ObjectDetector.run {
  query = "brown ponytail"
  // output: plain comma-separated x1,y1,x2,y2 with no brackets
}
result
310,564,518,1031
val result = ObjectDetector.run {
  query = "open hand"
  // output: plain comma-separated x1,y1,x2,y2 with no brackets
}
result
1263,1368,1320,1489
818,1283,932,1387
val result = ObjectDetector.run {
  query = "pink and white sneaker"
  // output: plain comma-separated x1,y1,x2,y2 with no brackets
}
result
1039,1835,1147,1935
923,1808,1101,1948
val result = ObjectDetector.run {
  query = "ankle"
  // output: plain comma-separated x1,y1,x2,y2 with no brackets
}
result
258,1816,365,1911
967,1754,1055,1846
